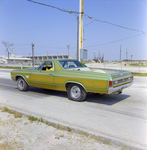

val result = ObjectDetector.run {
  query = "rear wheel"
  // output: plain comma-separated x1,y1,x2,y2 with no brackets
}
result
17,77,29,91
67,84,87,101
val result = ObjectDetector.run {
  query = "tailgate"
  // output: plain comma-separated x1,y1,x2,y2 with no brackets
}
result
110,71,133,87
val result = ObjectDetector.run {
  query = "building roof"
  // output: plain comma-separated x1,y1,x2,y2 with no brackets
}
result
0,56,32,61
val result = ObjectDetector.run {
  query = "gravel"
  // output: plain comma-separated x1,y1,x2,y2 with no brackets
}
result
0,109,128,150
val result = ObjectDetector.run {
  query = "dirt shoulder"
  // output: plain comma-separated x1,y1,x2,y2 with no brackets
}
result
0,108,130,150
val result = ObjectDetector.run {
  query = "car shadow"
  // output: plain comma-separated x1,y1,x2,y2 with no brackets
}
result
17,87,130,105
27,87,68,98
85,93,130,105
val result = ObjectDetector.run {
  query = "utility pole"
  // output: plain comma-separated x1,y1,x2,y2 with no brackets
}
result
32,43,34,67
120,45,122,62
131,55,133,60
67,44,70,58
77,15,79,60
79,0,84,61
126,49,128,60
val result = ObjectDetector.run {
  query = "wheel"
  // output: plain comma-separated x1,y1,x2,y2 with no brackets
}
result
67,84,87,101
17,77,29,91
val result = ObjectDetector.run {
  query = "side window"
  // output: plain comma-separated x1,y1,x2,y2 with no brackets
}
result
45,61,53,71
68,62,76,68
38,61,53,71
59,60,83,69
38,63,45,70
63,62,76,68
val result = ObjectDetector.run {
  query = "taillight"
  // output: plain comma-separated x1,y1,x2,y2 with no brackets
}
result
109,81,113,87
132,76,133,80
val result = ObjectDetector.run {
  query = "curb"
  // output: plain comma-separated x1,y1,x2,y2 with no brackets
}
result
0,104,146,150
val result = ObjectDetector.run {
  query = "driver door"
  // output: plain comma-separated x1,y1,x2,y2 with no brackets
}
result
29,61,55,89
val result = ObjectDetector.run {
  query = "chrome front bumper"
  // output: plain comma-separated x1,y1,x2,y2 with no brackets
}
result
108,81,133,95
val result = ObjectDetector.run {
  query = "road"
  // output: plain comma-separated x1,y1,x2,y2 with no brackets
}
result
0,69,147,150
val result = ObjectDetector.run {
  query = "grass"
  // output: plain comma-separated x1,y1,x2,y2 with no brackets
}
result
38,117,43,122
129,63,147,67
0,106,132,149
67,127,71,132
46,122,52,126
1,106,22,118
2,106,9,112
14,113,22,118
1,107,43,122
0,66,29,69
57,124,62,130
28,116,38,122
59,134,64,137
9,110,16,114
121,147,132,150
56,124,67,130
132,73,147,77
28,116,44,123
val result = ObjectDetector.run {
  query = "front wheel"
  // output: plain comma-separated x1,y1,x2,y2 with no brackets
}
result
17,77,29,91
67,84,87,101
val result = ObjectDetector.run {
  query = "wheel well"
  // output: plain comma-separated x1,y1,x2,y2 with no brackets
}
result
65,82,86,92
65,82,70,90
16,76,22,81
15,75,29,86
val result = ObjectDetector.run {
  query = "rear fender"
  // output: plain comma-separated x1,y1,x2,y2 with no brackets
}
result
65,81,87,92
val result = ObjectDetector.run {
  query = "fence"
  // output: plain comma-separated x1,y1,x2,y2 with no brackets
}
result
86,61,147,74
0,61,147,73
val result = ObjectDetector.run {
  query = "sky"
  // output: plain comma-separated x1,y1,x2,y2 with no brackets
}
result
0,0,147,61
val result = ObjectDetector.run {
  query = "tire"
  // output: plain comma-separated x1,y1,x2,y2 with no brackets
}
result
67,84,87,101
17,77,29,91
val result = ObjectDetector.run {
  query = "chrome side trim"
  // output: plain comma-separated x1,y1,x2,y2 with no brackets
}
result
89,67,129,73
108,81,133,95
65,81,87,92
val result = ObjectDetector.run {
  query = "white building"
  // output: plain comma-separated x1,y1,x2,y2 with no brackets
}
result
0,56,7,64
0,54,32,65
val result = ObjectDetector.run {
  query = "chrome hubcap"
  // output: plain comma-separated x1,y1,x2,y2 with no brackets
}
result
70,86,81,99
18,79,24,90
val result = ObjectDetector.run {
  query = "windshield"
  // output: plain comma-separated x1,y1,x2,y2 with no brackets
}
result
59,60,86,69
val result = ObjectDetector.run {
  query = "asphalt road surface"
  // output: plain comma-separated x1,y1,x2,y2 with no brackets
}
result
0,69,147,150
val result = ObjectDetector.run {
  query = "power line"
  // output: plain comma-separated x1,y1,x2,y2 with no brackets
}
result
84,19,147,35
1,32,144,50
84,34,143,48
27,0,79,14
27,0,146,35
2,34,143,49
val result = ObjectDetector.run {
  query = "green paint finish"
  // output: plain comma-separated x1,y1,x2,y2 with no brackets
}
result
11,59,133,95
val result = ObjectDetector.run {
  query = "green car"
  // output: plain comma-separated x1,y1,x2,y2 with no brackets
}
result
11,59,133,101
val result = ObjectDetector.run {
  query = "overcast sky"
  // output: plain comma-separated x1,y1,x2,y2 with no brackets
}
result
0,0,147,61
